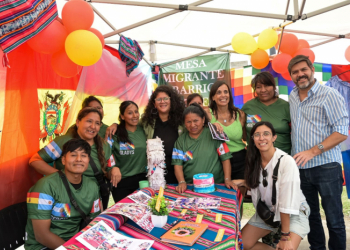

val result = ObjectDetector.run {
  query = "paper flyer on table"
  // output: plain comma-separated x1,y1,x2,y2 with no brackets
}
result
103,203,154,232
77,221,154,250
128,191,152,205
174,197,221,209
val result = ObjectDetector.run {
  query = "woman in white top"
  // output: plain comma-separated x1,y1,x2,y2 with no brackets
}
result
242,121,310,250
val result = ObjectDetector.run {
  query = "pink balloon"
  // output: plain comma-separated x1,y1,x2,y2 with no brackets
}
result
294,48,315,63
345,46,350,62
272,53,292,73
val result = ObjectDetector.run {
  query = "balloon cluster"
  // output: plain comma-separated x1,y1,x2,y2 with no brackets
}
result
231,30,315,80
27,0,104,78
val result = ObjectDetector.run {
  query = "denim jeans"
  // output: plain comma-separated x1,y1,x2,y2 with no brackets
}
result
299,162,346,250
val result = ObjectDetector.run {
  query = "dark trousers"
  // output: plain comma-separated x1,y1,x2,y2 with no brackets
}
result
111,173,147,203
299,162,346,250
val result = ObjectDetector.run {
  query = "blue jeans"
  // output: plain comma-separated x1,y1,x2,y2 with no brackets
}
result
299,162,346,250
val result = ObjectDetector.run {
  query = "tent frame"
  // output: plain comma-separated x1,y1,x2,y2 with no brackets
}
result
90,0,350,66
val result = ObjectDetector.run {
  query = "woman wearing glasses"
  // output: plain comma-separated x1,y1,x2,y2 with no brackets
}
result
242,121,309,250
106,85,185,184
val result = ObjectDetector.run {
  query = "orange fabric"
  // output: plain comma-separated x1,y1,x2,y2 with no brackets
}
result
0,43,79,210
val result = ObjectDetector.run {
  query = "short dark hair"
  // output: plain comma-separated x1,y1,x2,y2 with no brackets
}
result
183,103,210,126
288,55,314,75
187,93,203,106
62,138,91,157
82,96,103,109
251,71,277,97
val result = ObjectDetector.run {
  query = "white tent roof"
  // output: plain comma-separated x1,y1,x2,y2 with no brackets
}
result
57,0,350,65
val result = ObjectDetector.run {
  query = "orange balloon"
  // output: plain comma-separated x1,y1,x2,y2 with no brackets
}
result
298,39,310,50
251,49,269,69
62,1,94,33
88,28,105,47
27,20,67,54
294,48,315,63
51,50,82,78
281,71,292,80
271,53,292,73
345,46,350,62
275,33,299,56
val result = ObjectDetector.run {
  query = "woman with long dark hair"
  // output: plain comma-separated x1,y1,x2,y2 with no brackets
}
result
206,81,246,189
110,101,147,202
67,96,109,138
30,107,117,209
172,103,236,193
106,85,185,184
242,122,309,250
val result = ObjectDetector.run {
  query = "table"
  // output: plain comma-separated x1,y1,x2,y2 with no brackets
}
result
63,184,243,250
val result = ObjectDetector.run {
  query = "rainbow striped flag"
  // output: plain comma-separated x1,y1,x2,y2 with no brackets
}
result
0,0,58,53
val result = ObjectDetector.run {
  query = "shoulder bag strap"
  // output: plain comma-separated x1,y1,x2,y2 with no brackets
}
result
271,155,284,206
57,170,87,220
89,156,105,187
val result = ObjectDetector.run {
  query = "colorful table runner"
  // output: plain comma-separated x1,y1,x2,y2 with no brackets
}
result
63,184,243,250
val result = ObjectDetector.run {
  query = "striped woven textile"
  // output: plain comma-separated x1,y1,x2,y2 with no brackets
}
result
119,35,144,77
64,184,243,250
0,0,57,53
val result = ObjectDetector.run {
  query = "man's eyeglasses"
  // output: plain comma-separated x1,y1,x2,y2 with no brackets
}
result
155,97,171,102
252,131,272,139
262,169,268,187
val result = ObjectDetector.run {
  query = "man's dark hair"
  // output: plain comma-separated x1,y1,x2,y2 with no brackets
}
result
61,138,91,157
288,55,314,75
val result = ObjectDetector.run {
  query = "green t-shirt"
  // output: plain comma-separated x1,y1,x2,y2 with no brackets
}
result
38,134,115,184
172,127,232,184
210,109,246,153
24,172,101,250
241,98,291,154
66,123,108,139
111,125,147,178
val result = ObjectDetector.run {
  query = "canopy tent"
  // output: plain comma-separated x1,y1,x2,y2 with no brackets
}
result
54,0,350,66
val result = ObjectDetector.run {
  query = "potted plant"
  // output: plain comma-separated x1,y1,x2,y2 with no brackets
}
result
148,195,170,228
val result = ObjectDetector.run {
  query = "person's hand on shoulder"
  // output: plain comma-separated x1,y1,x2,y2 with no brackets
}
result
105,123,118,140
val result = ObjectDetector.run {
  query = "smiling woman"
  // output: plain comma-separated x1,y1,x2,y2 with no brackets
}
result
29,107,116,209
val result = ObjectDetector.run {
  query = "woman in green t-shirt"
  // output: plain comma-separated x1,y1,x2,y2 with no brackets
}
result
111,101,148,202
173,103,236,193
241,72,291,154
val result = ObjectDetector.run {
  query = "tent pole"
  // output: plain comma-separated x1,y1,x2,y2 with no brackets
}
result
89,4,117,31
93,0,288,20
299,0,306,16
278,29,350,39
284,0,290,22
310,38,340,48
152,41,235,53
103,0,212,38
303,1,350,19
293,0,299,19
160,51,213,69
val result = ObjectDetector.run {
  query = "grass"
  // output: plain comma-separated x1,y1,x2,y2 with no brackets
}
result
242,186,350,220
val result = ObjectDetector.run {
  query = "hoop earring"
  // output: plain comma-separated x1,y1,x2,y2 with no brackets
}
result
151,108,158,115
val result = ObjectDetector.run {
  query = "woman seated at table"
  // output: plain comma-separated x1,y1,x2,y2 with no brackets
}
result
172,103,236,193
110,101,147,203
242,121,310,250
29,107,118,209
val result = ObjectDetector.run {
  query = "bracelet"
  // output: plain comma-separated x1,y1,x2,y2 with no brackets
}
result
224,177,230,181
281,231,291,236
280,236,291,241
179,181,186,184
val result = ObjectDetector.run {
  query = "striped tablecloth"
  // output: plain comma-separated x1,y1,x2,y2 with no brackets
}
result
63,184,243,250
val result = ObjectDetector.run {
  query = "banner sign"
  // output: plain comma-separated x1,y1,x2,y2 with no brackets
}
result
158,53,230,106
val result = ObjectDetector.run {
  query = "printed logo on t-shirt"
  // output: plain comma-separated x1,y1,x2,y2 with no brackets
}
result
107,155,116,167
52,203,71,218
44,141,62,160
172,148,184,160
217,143,230,156
183,151,193,162
119,141,135,155
246,114,262,128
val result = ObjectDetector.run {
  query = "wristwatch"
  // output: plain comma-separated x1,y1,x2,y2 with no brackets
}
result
179,181,186,184
317,143,325,153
